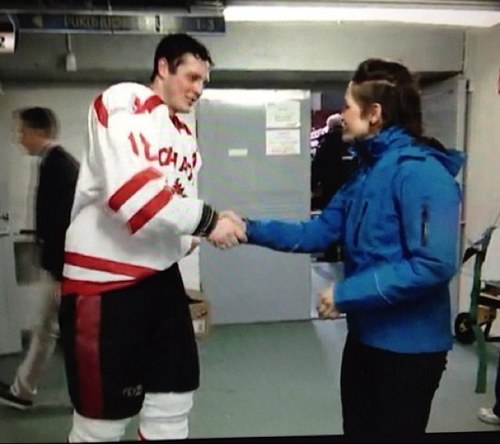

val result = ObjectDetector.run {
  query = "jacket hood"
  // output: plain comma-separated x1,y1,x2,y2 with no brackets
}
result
352,126,466,178
420,143,465,178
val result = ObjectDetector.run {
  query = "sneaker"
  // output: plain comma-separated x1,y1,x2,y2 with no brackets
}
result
478,407,500,425
0,381,33,410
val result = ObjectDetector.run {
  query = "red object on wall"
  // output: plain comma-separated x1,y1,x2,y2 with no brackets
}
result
311,109,337,131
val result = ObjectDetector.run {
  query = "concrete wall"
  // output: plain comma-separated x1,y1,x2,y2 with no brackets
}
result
0,18,488,331
461,23,500,335
0,21,465,83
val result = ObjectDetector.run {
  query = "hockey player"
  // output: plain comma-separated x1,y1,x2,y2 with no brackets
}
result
59,33,246,441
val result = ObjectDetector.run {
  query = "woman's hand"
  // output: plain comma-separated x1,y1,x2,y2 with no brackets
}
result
317,285,341,319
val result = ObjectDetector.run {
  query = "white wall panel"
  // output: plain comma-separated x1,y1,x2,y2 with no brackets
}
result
462,24,500,335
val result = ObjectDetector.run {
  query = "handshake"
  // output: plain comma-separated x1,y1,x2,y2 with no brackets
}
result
207,210,248,249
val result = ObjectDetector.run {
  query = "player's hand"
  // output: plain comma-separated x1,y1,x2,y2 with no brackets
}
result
208,214,247,249
219,210,246,235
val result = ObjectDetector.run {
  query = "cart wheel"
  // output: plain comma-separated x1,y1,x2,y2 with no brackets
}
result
454,312,476,344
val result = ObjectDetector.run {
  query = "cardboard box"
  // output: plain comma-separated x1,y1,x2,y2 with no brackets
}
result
477,304,497,325
186,289,211,340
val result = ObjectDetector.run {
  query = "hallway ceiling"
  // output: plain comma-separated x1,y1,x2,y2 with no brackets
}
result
0,0,498,13
0,0,472,86
0,1,223,13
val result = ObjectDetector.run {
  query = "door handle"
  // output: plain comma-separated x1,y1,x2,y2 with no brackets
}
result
0,213,9,222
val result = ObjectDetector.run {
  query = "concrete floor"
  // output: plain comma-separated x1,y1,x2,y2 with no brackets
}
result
0,318,499,442
0,260,499,442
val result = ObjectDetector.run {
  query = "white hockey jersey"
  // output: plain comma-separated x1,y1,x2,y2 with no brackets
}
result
62,82,205,296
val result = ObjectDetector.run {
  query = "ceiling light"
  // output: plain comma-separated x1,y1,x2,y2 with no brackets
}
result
224,5,500,28
202,89,309,105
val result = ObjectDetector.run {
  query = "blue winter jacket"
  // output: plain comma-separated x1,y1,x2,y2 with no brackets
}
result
247,126,465,353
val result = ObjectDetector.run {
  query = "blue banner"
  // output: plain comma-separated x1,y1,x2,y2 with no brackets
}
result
15,13,225,34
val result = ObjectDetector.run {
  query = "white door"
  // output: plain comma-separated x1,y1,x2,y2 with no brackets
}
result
0,180,22,355
197,89,312,324
421,75,468,321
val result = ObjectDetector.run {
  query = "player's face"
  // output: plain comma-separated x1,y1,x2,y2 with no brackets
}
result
161,54,210,115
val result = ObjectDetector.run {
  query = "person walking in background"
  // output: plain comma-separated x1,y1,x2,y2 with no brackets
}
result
478,353,500,425
311,112,357,263
58,33,245,442
311,112,357,211
0,107,79,410
223,58,465,439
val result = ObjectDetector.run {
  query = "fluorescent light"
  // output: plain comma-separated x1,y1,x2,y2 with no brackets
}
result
224,5,500,27
202,89,309,105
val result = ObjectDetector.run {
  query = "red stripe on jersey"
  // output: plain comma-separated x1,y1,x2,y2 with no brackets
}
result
133,95,164,114
75,294,104,418
94,94,108,127
170,115,192,135
62,277,145,296
65,252,157,277
128,188,173,234
108,167,163,212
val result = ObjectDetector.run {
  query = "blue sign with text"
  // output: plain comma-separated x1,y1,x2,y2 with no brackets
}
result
15,13,225,34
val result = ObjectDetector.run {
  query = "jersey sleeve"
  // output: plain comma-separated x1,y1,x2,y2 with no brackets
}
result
89,87,208,238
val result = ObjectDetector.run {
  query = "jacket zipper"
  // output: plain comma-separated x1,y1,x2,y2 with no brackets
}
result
421,204,429,247
354,201,368,247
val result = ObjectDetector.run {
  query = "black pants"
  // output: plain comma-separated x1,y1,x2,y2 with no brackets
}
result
341,334,447,440
494,351,500,417
59,264,199,420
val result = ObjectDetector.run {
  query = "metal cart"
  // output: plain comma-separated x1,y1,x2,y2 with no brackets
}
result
454,225,500,392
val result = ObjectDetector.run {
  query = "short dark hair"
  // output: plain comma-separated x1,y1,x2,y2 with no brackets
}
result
18,107,59,138
350,58,423,138
149,33,213,82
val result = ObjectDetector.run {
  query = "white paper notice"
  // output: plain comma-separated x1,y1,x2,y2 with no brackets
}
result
0,33,15,54
266,101,300,128
266,129,301,156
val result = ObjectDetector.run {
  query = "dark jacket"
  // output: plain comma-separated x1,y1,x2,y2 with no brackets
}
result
36,145,79,280
311,128,358,261
311,128,357,210
248,126,465,353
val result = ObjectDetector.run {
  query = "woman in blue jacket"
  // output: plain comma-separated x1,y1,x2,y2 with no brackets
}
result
243,59,465,438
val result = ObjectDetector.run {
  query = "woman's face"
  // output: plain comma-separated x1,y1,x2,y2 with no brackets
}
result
341,81,373,143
